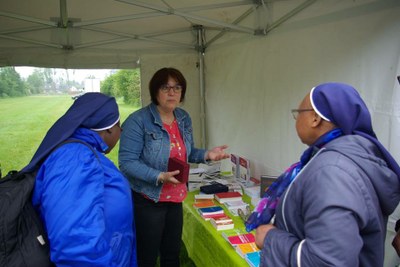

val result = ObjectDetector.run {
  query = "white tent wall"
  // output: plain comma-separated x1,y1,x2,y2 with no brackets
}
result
203,4,400,266
205,2,400,176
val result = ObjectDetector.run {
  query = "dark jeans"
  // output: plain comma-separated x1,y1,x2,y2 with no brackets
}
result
133,191,183,267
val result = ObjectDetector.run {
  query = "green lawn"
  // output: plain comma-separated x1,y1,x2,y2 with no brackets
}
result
0,95,137,175
0,95,196,267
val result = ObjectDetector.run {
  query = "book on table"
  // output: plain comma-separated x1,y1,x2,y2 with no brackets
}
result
221,228,248,239
215,191,243,204
210,216,234,231
168,157,190,183
235,242,259,258
200,212,229,221
244,186,260,198
224,200,249,216
192,199,215,209
226,232,255,246
210,215,232,224
194,193,215,200
245,251,261,267
197,206,224,218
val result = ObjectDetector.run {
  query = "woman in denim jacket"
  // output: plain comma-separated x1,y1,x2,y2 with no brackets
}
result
119,67,229,267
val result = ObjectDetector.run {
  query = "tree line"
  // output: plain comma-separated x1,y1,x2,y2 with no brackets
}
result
100,69,141,106
0,67,141,105
0,67,28,97
0,67,81,97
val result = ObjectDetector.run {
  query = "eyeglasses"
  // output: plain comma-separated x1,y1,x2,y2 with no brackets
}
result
291,108,314,120
160,84,183,93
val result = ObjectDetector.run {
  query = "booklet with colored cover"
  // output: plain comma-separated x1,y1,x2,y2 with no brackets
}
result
236,242,259,258
192,199,215,209
226,233,255,246
210,216,234,231
215,191,243,203
168,157,190,183
245,251,261,267
200,212,228,221
198,206,224,216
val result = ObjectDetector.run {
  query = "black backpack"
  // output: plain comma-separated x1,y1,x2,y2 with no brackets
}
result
0,170,53,267
0,139,98,267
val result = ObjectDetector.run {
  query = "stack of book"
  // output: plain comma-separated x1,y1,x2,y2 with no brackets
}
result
221,229,259,264
224,200,249,216
226,181,244,194
192,199,216,209
197,206,225,220
214,191,243,204
194,194,214,200
244,186,260,199
209,215,234,231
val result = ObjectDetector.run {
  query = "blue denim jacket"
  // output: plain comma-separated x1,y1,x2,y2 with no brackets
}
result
119,103,207,202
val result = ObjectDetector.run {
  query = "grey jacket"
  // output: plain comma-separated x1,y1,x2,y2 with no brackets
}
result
262,135,400,267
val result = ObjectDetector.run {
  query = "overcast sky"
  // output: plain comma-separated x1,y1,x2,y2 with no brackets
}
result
15,66,114,83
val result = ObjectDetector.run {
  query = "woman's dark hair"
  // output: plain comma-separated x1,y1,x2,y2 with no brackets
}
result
149,67,186,105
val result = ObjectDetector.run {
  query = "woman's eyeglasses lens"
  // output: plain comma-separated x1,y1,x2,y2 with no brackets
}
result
160,84,182,93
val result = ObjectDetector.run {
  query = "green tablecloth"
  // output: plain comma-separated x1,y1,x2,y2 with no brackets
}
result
182,190,254,267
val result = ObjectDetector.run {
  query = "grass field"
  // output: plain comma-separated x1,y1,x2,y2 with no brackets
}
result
0,95,137,175
0,95,196,267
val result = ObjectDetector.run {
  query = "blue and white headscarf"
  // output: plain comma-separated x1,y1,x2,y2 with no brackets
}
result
22,93,119,173
245,82,400,232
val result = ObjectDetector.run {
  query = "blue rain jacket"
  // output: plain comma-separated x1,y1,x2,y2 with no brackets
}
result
32,128,137,267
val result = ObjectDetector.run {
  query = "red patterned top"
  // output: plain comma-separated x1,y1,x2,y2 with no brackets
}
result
159,119,187,202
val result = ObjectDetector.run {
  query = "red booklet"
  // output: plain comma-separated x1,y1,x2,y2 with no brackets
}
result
168,157,190,183
215,191,243,203
227,233,255,246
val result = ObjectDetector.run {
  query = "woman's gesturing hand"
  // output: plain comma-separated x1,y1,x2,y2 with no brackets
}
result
206,145,230,161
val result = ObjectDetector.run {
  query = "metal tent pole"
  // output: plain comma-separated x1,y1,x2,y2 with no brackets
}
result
194,25,207,149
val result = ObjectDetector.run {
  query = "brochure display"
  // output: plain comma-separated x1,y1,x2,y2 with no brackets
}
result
182,190,257,267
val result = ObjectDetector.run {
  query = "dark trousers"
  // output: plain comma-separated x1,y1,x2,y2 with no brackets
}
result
133,191,183,267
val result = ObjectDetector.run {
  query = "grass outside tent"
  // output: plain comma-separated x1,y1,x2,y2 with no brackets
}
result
0,95,196,267
0,95,136,174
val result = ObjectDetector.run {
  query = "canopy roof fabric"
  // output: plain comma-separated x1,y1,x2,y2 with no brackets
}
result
1,2,400,265
0,0,330,69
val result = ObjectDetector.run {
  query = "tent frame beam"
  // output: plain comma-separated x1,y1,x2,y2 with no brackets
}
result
117,0,256,34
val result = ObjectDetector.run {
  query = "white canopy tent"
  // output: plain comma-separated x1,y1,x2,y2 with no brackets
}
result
1,0,400,265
